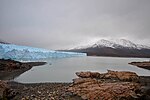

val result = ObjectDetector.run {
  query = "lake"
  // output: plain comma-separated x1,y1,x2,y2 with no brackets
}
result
14,56,150,83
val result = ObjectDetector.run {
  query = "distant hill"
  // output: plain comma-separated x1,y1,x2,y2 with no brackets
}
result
62,39,150,58
0,39,9,44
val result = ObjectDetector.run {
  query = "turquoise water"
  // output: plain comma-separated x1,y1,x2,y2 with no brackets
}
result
14,56,150,83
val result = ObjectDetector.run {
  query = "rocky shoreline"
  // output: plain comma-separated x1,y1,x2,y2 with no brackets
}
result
1,71,150,100
0,59,150,100
0,59,82,100
0,59,46,80
68,70,150,100
129,61,150,70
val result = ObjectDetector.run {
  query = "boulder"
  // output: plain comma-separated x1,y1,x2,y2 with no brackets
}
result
76,72,101,78
69,80,141,100
76,70,139,82
68,70,142,100
104,70,139,81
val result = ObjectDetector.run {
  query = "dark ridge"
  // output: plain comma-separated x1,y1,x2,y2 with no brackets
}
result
61,46,150,58
0,39,9,44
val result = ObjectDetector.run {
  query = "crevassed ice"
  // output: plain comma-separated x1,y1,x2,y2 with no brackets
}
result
0,43,86,60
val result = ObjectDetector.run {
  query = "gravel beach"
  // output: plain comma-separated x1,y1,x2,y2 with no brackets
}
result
7,81,82,100
129,61,150,70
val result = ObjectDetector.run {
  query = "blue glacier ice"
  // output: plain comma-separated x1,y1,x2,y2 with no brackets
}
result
0,43,86,60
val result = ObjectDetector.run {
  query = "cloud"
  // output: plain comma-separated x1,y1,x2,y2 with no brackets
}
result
0,0,150,49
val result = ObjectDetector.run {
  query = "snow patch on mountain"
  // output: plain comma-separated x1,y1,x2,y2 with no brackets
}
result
69,39,150,50
92,39,121,48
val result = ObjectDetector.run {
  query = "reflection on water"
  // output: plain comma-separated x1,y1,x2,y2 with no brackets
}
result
14,56,150,83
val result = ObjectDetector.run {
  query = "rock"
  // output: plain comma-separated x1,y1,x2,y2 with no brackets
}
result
31,94,36,98
21,98,26,100
0,80,19,99
129,61,150,70
76,72,101,78
0,80,9,99
68,70,143,100
73,78,98,84
105,70,139,81
0,59,22,71
69,79,141,100
76,70,139,82
37,91,41,94
7,89,19,99
140,86,150,99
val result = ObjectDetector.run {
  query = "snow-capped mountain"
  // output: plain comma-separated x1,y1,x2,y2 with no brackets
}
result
70,39,150,50
0,43,86,61
64,39,150,58
110,39,150,49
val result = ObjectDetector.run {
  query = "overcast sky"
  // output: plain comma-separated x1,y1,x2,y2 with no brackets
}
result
0,0,150,50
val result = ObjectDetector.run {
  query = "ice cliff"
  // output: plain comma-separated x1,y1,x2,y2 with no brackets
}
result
0,43,86,60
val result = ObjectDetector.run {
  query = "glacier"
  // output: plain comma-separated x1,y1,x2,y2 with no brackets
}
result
0,43,87,60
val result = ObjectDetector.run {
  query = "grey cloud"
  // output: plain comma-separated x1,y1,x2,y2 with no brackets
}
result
0,0,150,49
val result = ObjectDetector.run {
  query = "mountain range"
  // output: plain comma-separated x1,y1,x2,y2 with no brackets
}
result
63,39,150,58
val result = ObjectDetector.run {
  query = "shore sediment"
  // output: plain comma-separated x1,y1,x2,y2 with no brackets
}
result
129,61,150,70
0,59,46,80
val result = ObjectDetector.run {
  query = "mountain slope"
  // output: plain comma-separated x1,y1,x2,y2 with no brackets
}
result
64,39,150,58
